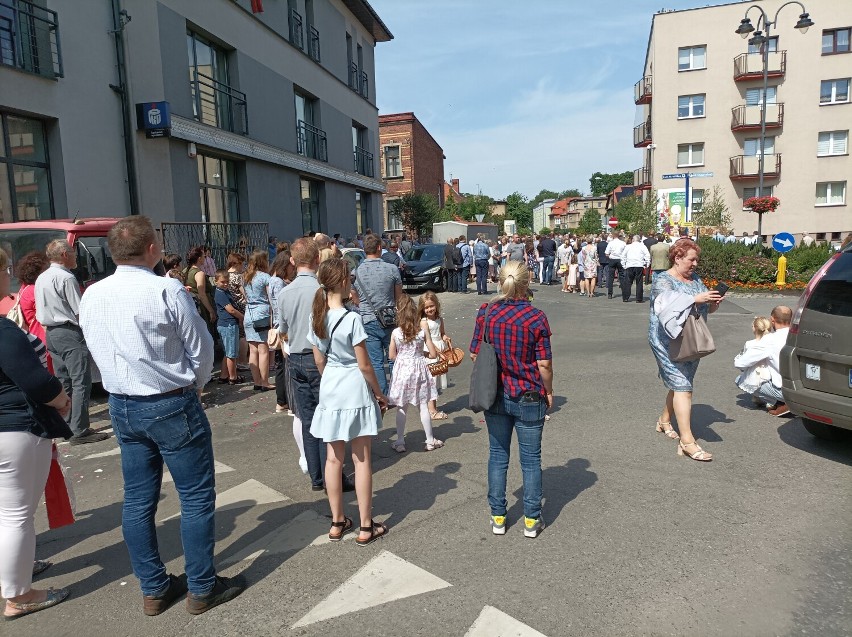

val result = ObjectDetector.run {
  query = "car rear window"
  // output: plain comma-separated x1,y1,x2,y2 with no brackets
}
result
807,252,852,317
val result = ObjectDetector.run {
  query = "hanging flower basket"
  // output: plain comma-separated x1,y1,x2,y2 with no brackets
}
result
743,196,780,214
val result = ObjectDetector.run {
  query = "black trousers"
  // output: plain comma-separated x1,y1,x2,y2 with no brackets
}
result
607,259,624,296
624,266,645,301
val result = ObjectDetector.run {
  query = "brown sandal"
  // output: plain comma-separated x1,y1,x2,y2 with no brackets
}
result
355,520,388,547
328,516,353,542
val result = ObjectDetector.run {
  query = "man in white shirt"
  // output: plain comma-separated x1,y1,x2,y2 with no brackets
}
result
725,230,738,244
733,306,792,416
80,216,243,616
621,235,651,302
603,232,626,299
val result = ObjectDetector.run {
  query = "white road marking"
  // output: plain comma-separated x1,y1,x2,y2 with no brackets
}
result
292,550,452,628
465,605,548,637
162,460,234,483
160,479,289,522
82,447,121,460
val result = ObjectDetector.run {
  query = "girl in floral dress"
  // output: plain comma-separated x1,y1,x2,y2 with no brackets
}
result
388,295,443,453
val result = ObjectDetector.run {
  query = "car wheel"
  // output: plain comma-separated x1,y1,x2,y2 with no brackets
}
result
801,418,849,441
439,271,448,292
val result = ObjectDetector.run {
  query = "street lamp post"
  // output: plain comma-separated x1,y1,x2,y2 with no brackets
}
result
735,3,813,242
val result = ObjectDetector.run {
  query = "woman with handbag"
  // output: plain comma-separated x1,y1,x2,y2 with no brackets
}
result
469,260,553,538
0,248,73,620
648,239,723,462
243,250,275,392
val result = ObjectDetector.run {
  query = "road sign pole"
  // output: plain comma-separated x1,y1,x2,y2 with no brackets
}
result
684,172,690,230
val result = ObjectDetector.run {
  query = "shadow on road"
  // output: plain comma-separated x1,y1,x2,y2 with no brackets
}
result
776,418,852,466
505,458,597,526
372,462,461,530
690,403,735,443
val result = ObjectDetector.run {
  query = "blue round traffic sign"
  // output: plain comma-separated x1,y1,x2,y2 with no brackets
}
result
772,232,795,253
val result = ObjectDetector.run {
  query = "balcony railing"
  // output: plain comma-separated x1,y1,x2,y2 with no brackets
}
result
354,146,374,177
297,120,327,162
633,166,651,190
359,70,369,98
634,75,652,104
308,25,320,62
0,0,63,78
289,9,304,51
731,103,784,131
729,153,781,180
633,120,652,147
348,62,368,98
190,70,248,134
733,50,786,81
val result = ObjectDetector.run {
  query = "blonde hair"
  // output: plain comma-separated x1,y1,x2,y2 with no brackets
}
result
494,259,529,301
244,249,269,285
396,294,420,342
752,316,772,338
417,290,441,320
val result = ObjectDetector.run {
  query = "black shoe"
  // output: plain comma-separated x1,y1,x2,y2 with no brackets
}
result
342,478,356,493
608,294,613,299
186,575,245,615
143,574,187,616
68,430,109,445
311,483,325,492
623,299,630,302
636,299,645,303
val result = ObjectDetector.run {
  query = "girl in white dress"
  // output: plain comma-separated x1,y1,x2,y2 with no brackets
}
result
388,295,443,453
308,259,389,546
418,291,451,419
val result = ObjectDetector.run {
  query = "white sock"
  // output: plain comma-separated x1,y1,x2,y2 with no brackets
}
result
419,402,435,443
395,407,406,443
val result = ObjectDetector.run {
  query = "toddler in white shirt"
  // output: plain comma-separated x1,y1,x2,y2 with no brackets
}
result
734,316,772,395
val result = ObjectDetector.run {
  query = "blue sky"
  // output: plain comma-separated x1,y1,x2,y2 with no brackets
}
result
371,0,735,199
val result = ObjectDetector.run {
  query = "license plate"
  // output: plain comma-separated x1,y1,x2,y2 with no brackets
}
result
402,284,417,289
805,364,821,381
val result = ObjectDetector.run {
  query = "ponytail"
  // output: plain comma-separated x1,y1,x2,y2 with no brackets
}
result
311,287,329,339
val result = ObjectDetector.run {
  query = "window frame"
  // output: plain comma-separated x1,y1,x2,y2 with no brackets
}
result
744,136,776,157
820,78,851,105
383,144,402,179
0,112,55,223
822,28,851,55
745,86,777,106
748,36,778,54
676,142,705,167
677,93,706,119
815,181,847,207
742,186,773,209
817,130,849,157
677,45,707,72
197,153,240,224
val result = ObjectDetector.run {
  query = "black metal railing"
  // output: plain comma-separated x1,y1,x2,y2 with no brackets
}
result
308,25,320,62
348,61,368,98
297,120,327,162
354,146,374,176
731,103,784,130
633,120,652,147
190,70,248,134
348,61,358,89
359,70,368,98
633,166,651,190
634,75,652,104
729,153,782,179
733,50,786,80
289,9,304,51
0,0,62,78
160,222,269,270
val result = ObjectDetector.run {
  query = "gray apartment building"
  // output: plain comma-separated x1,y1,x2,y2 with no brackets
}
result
0,0,391,240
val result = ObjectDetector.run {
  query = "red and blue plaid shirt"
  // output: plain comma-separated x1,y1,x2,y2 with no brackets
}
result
469,300,552,399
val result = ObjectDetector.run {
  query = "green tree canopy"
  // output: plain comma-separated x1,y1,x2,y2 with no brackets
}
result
612,192,658,237
692,184,732,233
505,191,533,231
458,193,495,222
391,193,439,239
577,210,603,236
589,171,633,197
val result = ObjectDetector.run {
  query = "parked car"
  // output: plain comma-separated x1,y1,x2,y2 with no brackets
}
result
340,247,366,274
401,244,447,292
780,243,852,440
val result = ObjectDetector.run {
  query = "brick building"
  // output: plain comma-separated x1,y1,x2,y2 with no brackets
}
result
379,112,445,230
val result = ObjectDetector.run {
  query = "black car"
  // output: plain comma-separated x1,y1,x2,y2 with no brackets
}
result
401,244,448,292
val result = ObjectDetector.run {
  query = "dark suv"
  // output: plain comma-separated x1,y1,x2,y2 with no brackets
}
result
780,243,852,440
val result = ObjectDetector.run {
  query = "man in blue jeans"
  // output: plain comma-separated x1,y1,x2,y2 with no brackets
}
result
472,234,491,294
537,233,557,285
81,216,243,616
458,235,472,293
353,234,402,394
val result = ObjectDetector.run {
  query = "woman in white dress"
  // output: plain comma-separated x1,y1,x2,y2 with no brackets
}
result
418,291,451,419
308,259,390,546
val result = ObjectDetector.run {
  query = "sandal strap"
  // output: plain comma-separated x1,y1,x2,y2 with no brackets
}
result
331,517,350,528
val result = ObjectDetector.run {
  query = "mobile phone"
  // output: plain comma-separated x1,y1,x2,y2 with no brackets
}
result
715,282,729,296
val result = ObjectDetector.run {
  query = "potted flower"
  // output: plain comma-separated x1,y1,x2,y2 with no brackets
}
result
743,196,780,214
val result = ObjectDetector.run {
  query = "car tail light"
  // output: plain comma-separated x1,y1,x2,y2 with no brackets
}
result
789,253,841,335
804,411,833,425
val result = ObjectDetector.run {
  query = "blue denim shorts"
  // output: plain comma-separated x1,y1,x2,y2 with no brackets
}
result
217,323,239,359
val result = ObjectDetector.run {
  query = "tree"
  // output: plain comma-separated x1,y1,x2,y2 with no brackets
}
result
529,189,559,210
391,193,439,239
459,193,494,222
438,194,459,222
557,188,583,199
692,185,732,234
577,210,603,236
612,192,658,237
506,191,533,231
589,171,633,197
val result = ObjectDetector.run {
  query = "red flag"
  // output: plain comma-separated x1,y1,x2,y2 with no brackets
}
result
250,0,264,13
45,444,75,529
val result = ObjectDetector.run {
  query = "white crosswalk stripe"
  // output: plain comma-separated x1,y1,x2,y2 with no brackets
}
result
465,605,548,637
160,479,289,522
162,460,234,483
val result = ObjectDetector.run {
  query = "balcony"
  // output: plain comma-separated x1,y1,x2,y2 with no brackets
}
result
633,166,651,191
297,120,327,162
633,120,652,147
731,103,784,131
289,9,304,51
733,50,786,81
729,153,781,180
308,25,320,62
190,71,248,134
0,0,63,78
348,62,368,98
354,146,374,177
634,75,652,104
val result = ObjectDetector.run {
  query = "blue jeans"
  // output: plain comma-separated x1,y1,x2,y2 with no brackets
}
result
485,393,546,520
457,267,469,292
475,258,489,294
288,352,327,487
364,319,394,395
108,390,217,596
756,380,783,406
542,256,555,284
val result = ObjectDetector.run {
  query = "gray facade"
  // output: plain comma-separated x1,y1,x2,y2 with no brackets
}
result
0,0,391,241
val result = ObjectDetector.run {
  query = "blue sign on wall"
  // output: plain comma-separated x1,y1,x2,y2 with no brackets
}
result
135,101,171,138
772,232,795,253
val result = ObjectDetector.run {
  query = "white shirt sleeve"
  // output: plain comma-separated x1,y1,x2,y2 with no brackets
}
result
170,286,214,388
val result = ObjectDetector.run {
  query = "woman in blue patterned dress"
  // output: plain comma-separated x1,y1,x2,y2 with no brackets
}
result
648,239,723,461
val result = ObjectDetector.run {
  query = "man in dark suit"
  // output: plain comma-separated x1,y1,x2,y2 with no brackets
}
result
443,237,457,292
643,234,658,284
596,233,609,289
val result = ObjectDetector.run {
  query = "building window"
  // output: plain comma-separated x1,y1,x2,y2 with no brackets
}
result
0,113,53,223
353,125,373,177
386,197,402,230
822,28,851,55
0,1,62,78
744,136,775,156
820,78,850,104
187,31,247,134
743,186,773,209
295,92,327,161
815,181,846,206
747,36,778,54
300,178,321,234
197,154,239,224
677,142,704,167
677,94,705,118
678,45,706,71
383,145,401,178
691,189,705,213
817,130,848,156
355,191,370,234
746,86,776,106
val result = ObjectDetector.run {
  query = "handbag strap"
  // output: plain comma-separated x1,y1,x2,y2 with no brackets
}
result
479,302,495,345
355,261,390,319
324,310,350,357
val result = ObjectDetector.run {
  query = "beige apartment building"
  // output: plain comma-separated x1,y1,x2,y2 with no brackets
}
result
634,0,850,244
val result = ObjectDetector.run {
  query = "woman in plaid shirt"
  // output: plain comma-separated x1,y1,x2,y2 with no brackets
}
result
469,260,553,538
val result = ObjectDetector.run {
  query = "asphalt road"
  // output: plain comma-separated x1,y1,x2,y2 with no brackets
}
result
13,281,851,637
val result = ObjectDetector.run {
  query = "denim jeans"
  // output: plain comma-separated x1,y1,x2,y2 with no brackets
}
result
108,390,217,596
756,380,784,406
45,324,92,436
542,256,555,284
475,259,489,294
484,393,546,520
288,352,327,487
457,268,469,292
364,319,393,395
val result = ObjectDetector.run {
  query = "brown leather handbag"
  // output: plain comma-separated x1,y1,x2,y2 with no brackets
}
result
669,309,716,362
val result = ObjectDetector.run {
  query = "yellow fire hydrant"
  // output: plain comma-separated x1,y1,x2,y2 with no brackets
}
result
776,255,787,286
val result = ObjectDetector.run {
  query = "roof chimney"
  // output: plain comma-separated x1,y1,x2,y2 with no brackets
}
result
452,178,460,194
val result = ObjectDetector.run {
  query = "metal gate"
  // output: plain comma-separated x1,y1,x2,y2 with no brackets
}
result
159,222,269,270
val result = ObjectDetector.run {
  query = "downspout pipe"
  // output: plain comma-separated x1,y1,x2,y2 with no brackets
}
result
109,0,140,216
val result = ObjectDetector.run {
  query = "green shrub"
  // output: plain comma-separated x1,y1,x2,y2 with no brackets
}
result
784,243,833,281
695,238,766,281
729,255,777,284
538,227,554,236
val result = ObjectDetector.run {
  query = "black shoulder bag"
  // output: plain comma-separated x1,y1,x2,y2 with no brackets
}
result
468,303,499,413
356,263,397,329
